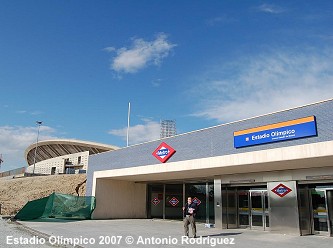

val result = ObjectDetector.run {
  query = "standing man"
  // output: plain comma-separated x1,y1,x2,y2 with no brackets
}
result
182,196,197,238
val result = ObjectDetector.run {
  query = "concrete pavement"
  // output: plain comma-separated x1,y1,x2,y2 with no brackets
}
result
11,219,333,248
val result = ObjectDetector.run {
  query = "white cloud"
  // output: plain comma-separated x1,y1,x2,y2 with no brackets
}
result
191,48,333,123
152,78,163,87
104,47,116,52
31,111,43,115
0,125,58,171
108,119,160,145
105,33,176,73
206,15,237,26
16,110,27,114
256,4,285,14
15,110,42,115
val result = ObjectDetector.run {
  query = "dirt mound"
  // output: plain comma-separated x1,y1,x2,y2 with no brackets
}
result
0,174,87,216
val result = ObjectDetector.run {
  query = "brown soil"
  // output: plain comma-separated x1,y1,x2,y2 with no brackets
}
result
0,174,86,216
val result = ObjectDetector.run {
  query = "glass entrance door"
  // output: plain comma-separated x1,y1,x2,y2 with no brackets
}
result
238,190,250,227
311,189,329,235
249,190,269,230
301,186,333,236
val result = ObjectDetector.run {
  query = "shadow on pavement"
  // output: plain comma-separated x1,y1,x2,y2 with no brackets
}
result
18,218,85,223
201,232,242,237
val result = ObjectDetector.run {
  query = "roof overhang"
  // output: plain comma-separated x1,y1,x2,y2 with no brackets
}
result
92,141,333,183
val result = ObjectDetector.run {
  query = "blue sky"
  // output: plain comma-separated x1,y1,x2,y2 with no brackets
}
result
1,0,333,171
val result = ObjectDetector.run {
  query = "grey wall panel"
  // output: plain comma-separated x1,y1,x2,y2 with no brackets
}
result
86,100,333,195
268,181,300,235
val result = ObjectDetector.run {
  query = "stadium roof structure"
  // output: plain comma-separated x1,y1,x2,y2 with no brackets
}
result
25,139,118,166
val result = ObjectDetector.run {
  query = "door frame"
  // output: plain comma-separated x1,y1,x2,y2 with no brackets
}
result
237,190,250,228
249,190,270,231
310,188,333,236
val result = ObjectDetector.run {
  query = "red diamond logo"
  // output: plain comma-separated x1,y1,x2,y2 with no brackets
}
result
151,197,160,206
169,197,179,207
192,197,201,206
271,183,292,197
152,142,176,163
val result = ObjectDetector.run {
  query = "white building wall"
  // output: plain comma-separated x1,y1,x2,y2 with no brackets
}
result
92,179,147,219
26,151,89,175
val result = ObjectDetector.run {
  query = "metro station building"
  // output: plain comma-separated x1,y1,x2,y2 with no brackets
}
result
86,99,333,236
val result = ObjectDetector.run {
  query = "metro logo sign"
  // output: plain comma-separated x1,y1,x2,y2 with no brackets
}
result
192,197,201,206
271,183,292,198
169,197,179,207
151,197,161,206
152,142,176,163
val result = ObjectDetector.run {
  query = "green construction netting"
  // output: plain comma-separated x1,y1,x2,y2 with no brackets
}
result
14,193,96,221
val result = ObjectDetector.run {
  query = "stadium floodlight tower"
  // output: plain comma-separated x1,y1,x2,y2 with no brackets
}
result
160,120,176,139
32,121,43,176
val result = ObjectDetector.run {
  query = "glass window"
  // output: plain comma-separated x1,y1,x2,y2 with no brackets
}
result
148,184,164,218
165,184,183,219
185,183,207,222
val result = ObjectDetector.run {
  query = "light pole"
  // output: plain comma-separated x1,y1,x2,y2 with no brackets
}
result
32,121,43,176
127,102,131,147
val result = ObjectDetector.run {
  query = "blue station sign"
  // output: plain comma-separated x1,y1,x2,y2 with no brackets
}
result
234,116,317,148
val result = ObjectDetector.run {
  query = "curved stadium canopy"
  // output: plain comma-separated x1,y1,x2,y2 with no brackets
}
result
25,139,118,166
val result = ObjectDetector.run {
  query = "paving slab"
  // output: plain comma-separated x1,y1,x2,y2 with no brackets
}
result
7,219,333,248
0,218,52,247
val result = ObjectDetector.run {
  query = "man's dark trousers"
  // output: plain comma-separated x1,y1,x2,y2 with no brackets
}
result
184,214,196,237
